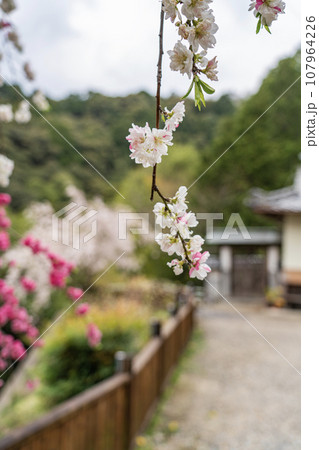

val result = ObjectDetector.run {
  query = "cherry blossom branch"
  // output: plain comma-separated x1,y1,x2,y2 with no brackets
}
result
150,4,165,202
126,0,226,280
0,2,50,124
149,6,193,264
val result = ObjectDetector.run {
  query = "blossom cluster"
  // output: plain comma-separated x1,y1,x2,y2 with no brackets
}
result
22,236,75,290
249,0,286,32
0,92,49,125
127,99,211,279
0,279,40,373
0,192,40,376
127,101,185,168
1,1,49,122
154,186,211,280
0,0,32,86
163,0,218,108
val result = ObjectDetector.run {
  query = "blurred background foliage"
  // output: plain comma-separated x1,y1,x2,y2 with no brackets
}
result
1,52,300,229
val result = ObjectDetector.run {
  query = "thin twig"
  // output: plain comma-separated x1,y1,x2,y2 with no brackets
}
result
150,3,165,201
176,230,192,264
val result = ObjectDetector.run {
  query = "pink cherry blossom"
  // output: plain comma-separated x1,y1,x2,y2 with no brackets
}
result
189,251,211,280
0,212,11,228
33,339,44,348
26,326,39,339
0,358,7,371
26,378,39,391
10,340,25,359
11,319,29,334
67,286,83,301
22,235,47,254
49,269,67,287
0,230,10,251
87,323,102,348
76,302,89,316
20,277,37,292
0,193,11,206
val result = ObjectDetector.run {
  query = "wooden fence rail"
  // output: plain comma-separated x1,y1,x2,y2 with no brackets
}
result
0,300,195,450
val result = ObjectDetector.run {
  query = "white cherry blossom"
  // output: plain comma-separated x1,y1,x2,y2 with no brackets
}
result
162,0,180,23
249,0,286,27
181,0,212,20
167,258,184,275
187,17,218,52
156,233,184,256
148,128,173,154
187,235,204,253
172,211,198,239
153,203,175,228
164,101,185,132
0,154,14,187
168,42,193,78
170,185,188,213
15,101,31,124
0,104,13,123
189,251,211,280
204,56,218,81
127,124,173,168
127,123,148,150
32,91,50,111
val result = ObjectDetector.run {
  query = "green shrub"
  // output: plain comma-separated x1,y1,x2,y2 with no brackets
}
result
38,301,151,405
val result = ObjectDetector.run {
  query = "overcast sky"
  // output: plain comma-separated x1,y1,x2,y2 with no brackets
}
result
12,0,300,100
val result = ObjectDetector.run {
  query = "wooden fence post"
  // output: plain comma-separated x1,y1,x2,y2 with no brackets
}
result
150,319,163,396
167,301,179,317
115,351,132,374
114,352,132,450
150,319,162,337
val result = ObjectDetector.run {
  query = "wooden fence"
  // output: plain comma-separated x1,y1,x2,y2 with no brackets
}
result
0,300,195,450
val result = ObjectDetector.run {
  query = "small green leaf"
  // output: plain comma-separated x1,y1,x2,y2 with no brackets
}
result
256,17,261,34
199,85,206,108
194,79,202,111
182,79,194,99
199,79,215,95
264,23,271,34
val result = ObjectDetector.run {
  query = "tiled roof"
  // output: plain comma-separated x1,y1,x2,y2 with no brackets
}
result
246,169,301,215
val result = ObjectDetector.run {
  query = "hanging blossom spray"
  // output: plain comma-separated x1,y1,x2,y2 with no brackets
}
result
126,0,285,280
0,0,50,124
249,0,286,34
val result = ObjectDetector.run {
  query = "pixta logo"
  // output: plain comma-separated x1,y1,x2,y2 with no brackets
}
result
52,203,98,250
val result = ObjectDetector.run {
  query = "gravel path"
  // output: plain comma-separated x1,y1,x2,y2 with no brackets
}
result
147,300,300,450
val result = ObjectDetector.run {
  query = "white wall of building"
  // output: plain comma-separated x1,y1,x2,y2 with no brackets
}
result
282,214,301,271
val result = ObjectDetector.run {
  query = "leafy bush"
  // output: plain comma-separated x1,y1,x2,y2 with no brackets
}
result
38,301,152,405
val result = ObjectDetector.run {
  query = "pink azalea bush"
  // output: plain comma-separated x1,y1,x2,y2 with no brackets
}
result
0,158,102,387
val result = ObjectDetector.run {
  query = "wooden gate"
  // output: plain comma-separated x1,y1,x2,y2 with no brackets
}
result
232,254,266,296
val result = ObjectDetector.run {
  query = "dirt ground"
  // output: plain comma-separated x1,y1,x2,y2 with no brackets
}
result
146,299,301,450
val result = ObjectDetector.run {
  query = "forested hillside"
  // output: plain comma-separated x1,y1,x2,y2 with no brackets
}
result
0,86,234,210
192,51,301,225
1,51,300,225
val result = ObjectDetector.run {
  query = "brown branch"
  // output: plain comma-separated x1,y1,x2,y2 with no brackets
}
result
176,230,192,265
150,3,165,201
